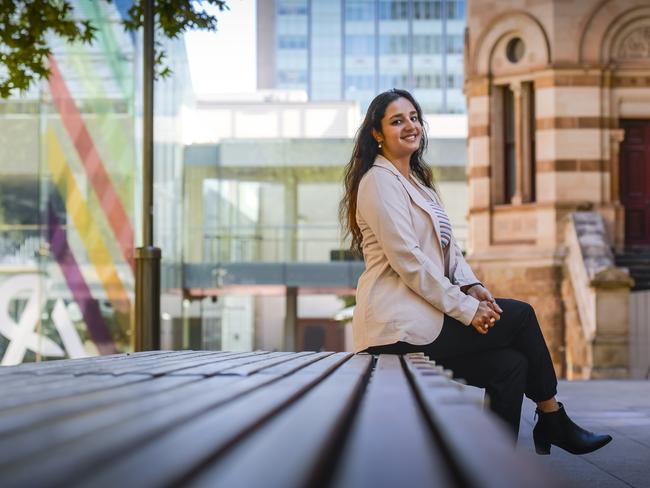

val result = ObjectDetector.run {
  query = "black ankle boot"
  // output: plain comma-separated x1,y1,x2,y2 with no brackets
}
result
533,402,612,455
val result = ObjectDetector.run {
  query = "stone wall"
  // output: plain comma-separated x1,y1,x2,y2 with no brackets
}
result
561,268,591,380
471,260,565,376
465,0,650,376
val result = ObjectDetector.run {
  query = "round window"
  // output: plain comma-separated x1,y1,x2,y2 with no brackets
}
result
506,38,525,63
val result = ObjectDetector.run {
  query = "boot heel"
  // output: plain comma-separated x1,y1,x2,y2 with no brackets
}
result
534,436,551,455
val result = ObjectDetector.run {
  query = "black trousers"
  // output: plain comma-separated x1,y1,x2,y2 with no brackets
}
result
365,298,558,439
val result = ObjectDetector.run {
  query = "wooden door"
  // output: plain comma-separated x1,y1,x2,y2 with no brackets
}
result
620,120,650,248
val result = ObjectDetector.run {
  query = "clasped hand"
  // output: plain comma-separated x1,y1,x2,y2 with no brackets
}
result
468,285,503,334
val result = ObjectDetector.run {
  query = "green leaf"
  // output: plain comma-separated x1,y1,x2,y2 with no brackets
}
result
0,0,230,98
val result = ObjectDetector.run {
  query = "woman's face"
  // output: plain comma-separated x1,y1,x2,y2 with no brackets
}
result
374,97,422,161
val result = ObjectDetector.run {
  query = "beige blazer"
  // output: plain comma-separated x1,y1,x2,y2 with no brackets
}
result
352,155,480,352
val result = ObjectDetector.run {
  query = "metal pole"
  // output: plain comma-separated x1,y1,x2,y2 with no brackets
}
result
135,0,161,351
142,0,154,248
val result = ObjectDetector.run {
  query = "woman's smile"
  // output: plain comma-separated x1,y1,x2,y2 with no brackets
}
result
401,133,419,143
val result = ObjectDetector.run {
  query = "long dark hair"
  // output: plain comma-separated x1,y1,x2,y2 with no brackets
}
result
339,88,435,256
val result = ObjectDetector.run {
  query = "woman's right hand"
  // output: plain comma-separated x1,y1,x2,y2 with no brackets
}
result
471,300,501,334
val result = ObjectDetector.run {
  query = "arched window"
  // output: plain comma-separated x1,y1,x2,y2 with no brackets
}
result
492,81,536,205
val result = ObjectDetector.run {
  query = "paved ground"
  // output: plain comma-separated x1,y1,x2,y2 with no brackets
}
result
513,380,650,488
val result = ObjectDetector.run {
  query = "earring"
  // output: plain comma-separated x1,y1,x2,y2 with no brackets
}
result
377,141,382,149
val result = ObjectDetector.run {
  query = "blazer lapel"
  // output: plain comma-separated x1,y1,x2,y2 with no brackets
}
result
373,156,444,255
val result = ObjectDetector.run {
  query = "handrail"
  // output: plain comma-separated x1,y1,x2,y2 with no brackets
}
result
564,212,633,342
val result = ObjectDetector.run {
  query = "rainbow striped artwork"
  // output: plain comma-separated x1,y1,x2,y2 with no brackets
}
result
43,2,137,355
46,204,117,355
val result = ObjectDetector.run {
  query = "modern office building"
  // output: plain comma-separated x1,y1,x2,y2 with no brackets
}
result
257,0,466,113
179,95,471,354
243,0,470,353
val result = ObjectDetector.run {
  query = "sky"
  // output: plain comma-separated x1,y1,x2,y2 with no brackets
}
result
184,0,257,96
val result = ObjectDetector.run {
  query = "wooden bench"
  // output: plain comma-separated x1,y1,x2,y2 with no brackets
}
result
0,351,555,487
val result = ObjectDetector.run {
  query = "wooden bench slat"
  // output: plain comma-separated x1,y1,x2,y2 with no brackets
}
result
168,351,292,376
67,351,226,376
0,351,555,488
3,351,189,377
402,354,551,488
0,351,168,375
0,353,348,486
71,352,353,488
1,373,74,389
98,351,244,376
0,352,131,375
252,351,336,376
186,354,371,488
330,354,458,487
0,374,147,410
0,375,270,485
2,374,95,398
0,375,197,438
138,351,270,376
2,374,124,408
217,351,317,376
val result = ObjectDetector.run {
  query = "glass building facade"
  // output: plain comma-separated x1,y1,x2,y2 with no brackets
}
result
263,0,466,112
181,132,469,354
1,2,471,363
0,1,190,364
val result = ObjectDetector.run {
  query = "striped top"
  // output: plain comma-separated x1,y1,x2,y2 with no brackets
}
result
427,200,452,248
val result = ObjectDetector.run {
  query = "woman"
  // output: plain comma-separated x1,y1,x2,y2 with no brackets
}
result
339,88,612,454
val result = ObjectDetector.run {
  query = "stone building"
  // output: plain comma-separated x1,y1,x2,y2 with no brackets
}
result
465,0,650,379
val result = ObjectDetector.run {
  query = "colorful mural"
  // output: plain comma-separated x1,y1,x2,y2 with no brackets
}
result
0,1,189,363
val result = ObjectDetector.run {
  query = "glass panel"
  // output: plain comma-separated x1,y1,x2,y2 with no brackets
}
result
0,3,136,363
344,0,377,110
413,0,443,20
378,1,409,94
447,0,466,20
276,0,309,91
311,0,343,100
0,2,189,363
346,0,375,20
200,176,344,264
444,1,466,113
413,1,445,112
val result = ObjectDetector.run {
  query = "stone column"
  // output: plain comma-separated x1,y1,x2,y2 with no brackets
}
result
521,82,534,203
284,171,299,261
609,129,626,252
489,83,505,206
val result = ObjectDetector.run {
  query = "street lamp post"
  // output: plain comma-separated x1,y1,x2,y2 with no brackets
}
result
134,0,161,351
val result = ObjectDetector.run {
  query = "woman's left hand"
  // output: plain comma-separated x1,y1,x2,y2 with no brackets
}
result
468,285,503,314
